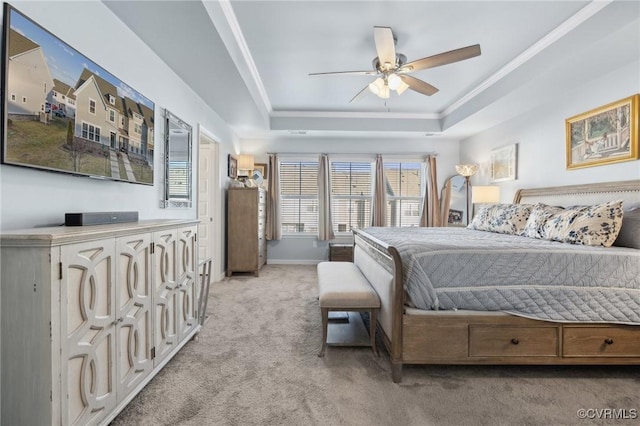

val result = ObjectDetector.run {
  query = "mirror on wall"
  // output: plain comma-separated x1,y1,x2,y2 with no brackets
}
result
441,175,468,226
162,109,192,208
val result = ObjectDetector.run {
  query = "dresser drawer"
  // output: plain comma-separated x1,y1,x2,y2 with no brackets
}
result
563,326,640,357
469,325,559,357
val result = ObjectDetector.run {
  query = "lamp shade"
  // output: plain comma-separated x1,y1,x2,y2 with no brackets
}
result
455,164,479,177
472,185,500,203
237,154,255,171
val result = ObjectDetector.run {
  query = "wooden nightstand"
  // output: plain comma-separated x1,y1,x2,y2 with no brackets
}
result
329,243,353,262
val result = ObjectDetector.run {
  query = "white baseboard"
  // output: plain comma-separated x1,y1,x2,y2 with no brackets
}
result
267,259,324,265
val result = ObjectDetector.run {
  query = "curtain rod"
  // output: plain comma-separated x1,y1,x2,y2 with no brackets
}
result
266,152,438,156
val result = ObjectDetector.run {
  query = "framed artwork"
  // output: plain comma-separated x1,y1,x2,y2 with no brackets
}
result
448,209,463,225
490,144,517,182
227,154,237,178
253,162,267,179
566,94,639,170
2,4,154,185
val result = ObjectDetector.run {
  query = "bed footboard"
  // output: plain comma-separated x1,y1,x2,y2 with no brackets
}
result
353,229,405,382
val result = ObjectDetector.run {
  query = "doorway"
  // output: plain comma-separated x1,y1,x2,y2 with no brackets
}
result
197,125,222,280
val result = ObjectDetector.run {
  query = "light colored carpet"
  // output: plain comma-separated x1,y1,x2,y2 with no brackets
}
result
111,265,639,426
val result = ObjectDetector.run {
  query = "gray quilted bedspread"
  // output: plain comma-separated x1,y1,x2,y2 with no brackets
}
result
361,227,640,324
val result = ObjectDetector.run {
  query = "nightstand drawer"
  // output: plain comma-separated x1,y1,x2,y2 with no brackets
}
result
563,327,640,357
329,244,353,262
469,325,559,357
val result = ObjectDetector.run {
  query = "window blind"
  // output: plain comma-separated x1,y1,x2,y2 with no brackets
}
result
280,161,318,233
384,162,422,227
331,162,372,232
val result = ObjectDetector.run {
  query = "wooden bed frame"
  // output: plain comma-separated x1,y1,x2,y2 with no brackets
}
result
353,180,640,382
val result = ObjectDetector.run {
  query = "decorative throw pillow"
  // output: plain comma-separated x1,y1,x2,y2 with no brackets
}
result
523,200,624,247
613,206,640,249
521,203,564,239
467,203,533,235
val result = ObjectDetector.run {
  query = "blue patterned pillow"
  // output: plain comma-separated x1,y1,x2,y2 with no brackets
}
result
521,203,564,239
523,200,624,247
467,203,533,235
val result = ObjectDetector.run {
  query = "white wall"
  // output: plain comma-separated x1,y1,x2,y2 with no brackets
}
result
241,136,461,263
0,1,238,234
460,60,640,202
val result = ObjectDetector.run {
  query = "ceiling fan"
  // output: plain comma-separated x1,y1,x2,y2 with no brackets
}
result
309,26,481,103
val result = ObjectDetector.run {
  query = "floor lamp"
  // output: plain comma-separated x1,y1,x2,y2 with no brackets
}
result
455,164,479,225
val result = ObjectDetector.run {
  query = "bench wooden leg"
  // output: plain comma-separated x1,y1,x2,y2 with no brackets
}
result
391,362,403,383
370,308,379,356
318,308,329,357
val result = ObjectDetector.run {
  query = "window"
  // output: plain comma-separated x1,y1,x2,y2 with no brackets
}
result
10,94,16,101
108,109,116,123
280,161,318,233
384,162,423,227
22,96,27,103
81,122,101,142
108,94,115,105
89,99,96,114
169,161,189,198
331,162,372,232
134,123,142,134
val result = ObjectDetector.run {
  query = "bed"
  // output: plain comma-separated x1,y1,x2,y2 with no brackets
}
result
352,180,640,382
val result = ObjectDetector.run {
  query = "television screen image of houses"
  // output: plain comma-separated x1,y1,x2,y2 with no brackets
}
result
2,5,154,185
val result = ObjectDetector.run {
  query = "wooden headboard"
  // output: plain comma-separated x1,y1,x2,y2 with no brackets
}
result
513,180,640,208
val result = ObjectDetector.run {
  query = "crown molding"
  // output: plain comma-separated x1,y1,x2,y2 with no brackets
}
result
218,0,272,113
443,0,613,117
270,110,441,120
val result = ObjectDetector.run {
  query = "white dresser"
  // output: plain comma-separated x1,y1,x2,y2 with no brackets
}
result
1,219,199,425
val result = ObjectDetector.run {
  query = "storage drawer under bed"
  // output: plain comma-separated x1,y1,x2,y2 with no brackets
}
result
563,326,640,357
469,325,559,357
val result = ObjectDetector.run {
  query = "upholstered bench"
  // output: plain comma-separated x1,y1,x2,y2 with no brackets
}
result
317,261,380,357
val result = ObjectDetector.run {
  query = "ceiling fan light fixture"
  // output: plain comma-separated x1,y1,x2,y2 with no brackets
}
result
379,84,390,99
395,79,410,95
368,77,385,95
387,73,402,90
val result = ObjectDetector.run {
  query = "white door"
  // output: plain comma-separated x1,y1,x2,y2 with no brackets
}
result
197,126,220,278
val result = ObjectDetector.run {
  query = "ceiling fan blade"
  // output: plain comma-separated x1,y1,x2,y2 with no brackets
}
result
399,44,481,73
349,85,370,103
399,75,439,96
309,70,378,77
373,26,396,70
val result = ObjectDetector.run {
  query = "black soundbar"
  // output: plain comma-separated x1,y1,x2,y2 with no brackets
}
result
65,211,139,226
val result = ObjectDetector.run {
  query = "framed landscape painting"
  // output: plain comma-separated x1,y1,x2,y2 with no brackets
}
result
565,94,639,170
490,143,517,182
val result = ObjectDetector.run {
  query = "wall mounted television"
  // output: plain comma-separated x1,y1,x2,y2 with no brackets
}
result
1,3,154,185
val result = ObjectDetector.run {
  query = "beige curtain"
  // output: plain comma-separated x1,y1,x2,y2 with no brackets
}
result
266,154,282,240
371,154,387,226
317,154,335,241
440,178,452,227
419,155,441,227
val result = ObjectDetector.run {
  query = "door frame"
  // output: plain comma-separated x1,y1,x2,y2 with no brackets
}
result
197,124,223,281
